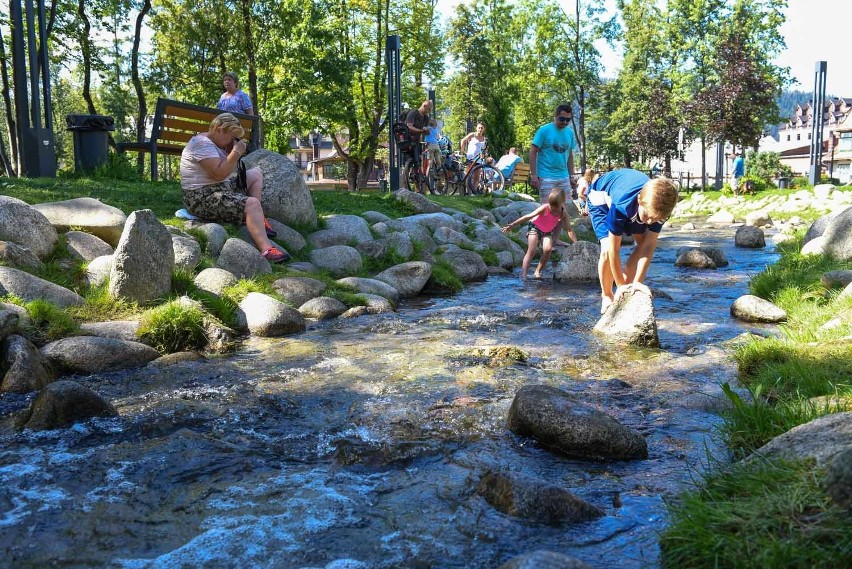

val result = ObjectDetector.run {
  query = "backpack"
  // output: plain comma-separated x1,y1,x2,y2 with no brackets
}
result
392,122,415,153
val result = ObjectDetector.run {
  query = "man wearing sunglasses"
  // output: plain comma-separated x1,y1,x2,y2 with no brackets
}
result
586,168,679,315
529,104,579,207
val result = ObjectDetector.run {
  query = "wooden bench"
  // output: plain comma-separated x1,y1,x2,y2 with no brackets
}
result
506,162,531,191
117,98,260,181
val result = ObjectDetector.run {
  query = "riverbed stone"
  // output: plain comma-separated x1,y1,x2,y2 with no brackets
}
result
477,470,603,524
375,262,432,298
307,228,355,249
734,225,765,248
298,297,348,320
109,210,175,303
324,214,374,245
194,268,239,297
745,210,772,227
383,232,414,260
0,195,58,259
336,277,399,304
78,321,141,342
403,212,466,234
64,230,113,262
676,246,728,267
272,276,327,307
41,336,160,374
593,285,659,347
433,226,477,249
340,306,370,319
31,197,126,246
266,219,306,252
355,240,389,261
824,447,852,510
85,255,113,288
497,551,595,569
0,309,19,341
554,241,600,284
0,241,43,271
362,210,391,224
393,189,443,213
821,206,852,261
675,249,716,269
507,384,648,461
0,266,85,308
803,211,838,245
707,210,735,224
239,292,306,337
440,248,488,282
730,294,787,323
241,149,318,228
821,270,852,289
748,411,852,467
361,293,395,314
386,220,437,253
172,235,202,270
147,351,205,368
18,380,118,431
1,334,57,394
310,245,362,277
216,238,271,279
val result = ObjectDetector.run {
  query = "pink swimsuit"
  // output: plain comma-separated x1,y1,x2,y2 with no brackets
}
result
532,206,564,234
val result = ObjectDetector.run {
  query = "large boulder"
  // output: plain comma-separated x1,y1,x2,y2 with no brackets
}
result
820,270,852,289
215,238,271,279
730,294,787,323
41,336,160,374
109,210,175,303
675,246,728,267
803,211,838,245
477,470,603,524
745,210,772,227
272,276,327,307
17,380,118,431
64,230,114,262
375,262,432,298
734,225,766,248
241,149,317,228
748,411,852,467
554,241,600,284
188,222,228,258
78,321,141,342
382,232,414,260
675,249,716,269
0,309,18,341
31,196,127,246
824,447,852,510
266,219,307,252
238,292,306,337
336,277,400,304
0,266,85,308
402,212,466,234
439,248,488,282
323,214,374,244
593,285,659,347
821,206,852,261
0,195,58,258
1,334,57,393
0,241,43,271
507,384,648,460
309,245,362,277
433,226,478,249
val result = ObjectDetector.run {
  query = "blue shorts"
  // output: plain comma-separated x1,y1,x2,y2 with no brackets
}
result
588,203,649,242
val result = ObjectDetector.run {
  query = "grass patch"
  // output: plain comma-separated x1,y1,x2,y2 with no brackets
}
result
137,299,207,353
427,194,494,216
361,247,407,275
67,285,139,322
310,190,416,218
20,299,79,343
661,457,852,569
749,239,852,301
428,261,463,294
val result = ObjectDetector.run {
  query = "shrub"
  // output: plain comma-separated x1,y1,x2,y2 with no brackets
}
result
137,300,207,353
22,299,79,343
746,150,794,186
428,261,463,293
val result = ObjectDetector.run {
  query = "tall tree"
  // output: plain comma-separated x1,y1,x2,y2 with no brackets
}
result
131,0,152,175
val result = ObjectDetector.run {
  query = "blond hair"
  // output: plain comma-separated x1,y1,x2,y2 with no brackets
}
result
639,178,678,221
547,188,566,208
583,168,596,184
209,113,245,138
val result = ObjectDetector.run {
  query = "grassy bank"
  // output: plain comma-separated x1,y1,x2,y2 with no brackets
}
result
660,236,852,568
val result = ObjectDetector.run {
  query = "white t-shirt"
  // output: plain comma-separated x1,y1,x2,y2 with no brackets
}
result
466,137,487,160
180,135,229,190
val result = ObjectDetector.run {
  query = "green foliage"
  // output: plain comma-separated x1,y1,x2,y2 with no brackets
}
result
137,300,207,353
749,242,852,300
189,290,239,330
325,290,367,308
480,248,500,267
746,150,794,184
67,285,139,323
429,261,464,294
362,248,407,275
221,279,276,305
661,457,852,569
90,152,141,182
310,190,415,219
20,300,79,343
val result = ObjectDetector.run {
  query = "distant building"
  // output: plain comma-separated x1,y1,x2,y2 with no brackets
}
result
285,132,336,181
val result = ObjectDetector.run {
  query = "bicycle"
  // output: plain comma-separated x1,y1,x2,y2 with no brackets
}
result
434,148,505,196
401,143,433,195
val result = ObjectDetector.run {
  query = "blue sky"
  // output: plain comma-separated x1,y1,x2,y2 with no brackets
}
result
436,0,851,97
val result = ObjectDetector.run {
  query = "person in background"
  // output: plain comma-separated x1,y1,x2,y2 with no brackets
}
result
495,147,523,179
576,168,596,216
180,113,288,263
424,118,443,183
216,72,254,115
730,151,745,194
529,104,579,205
460,122,490,166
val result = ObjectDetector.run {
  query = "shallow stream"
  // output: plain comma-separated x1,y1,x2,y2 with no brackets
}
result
0,228,779,569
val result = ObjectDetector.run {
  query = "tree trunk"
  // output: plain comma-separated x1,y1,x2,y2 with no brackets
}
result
0,32,18,176
700,135,706,189
131,0,152,177
77,0,97,115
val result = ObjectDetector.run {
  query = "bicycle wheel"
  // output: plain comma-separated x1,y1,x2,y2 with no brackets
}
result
403,158,422,193
479,165,505,194
466,165,487,195
432,168,448,195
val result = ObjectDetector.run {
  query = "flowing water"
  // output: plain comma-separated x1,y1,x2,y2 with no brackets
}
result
0,228,780,569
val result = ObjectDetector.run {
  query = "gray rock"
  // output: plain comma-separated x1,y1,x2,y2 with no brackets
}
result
822,206,852,261
78,321,141,342
309,245,362,277
675,246,728,267
554,241,600,284
507,384,648,460
272,276,327,306
0,266,85,308
0,195,58,259
147,351,205,368
287,261,319,274
1,334,56,394
401,212,466,234
594,286,659,347
172,235,202,270
472,208,497,224
239,292,306,337
821,270,852,289
361,293,394,314
824,447,852,510
477,470,603,524
18,380,117,431
803,211,838,245
266,219,307,252
497,551,594,569
85,255,113,288
356,240,389,261
433,226,477,249
241,149,318,228
1,302,29,327
0,309,18,341
675,249,716,269
383,232,414,260
748,411,852,467
41,336,160,374
371,221,390,237
340,306,370,319
362,210,391,224
31,196,126,245
375,262,433,298
194,267,239,296
393,189,442,213
801,235,826,256
385,220,437,253
734,225,766,248
439,248,488,282
298,296,348,319
745,210,772,227
307,228,355,249
324,214,373,244
64,230,114,262
730,294,787,323
0,241,43,271
813,183,835,199
707,210,735,224
109,210,175,303
336,277,399,304
216,238,271,279
496,250,515,270
189,222,228,258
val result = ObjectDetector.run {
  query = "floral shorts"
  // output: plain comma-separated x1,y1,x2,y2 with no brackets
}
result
183,177,247,225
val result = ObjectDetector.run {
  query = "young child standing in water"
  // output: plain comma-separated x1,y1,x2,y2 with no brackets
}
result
502,188,578,280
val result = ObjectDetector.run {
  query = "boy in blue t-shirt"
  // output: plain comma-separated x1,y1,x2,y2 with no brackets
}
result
587,168,679,314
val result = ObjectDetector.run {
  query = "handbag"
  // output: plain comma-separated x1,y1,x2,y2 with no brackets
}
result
236,159,248,193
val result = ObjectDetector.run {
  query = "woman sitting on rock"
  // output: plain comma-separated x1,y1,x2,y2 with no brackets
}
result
179,113,288,263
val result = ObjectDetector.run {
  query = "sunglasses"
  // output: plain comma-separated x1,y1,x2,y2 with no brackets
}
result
556,116,572,123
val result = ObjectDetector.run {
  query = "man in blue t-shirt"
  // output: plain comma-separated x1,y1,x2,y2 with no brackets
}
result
495,147,523,178
730,152,745,194
529,104,579,205
587,168,679,315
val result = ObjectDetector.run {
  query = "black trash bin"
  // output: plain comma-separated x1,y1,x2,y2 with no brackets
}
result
66,114,114,172
777,177,790,189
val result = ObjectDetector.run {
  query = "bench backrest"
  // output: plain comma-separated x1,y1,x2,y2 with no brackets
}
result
151,98,259,151
510,162,530,185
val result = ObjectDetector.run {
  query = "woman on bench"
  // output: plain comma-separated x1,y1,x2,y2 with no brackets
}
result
179,113,288,263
